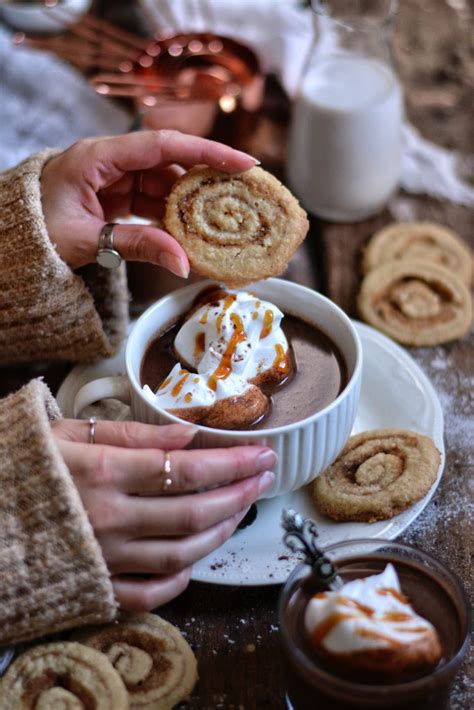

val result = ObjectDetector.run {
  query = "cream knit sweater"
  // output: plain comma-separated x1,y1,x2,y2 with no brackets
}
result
0,152,129,647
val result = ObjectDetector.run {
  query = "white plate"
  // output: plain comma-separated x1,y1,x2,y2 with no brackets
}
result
57,321,444,586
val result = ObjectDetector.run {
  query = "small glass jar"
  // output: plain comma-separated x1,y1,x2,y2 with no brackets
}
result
287,0,403,221
279,540,471,710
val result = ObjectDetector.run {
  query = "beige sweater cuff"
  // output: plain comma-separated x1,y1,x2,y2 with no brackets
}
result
0,150,129,366
0,379,117,648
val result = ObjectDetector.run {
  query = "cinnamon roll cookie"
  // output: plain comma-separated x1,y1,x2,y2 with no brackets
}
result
0,642,128,709
165,166,309,287
358,260,472,346
72,612,197,710
311,429,440,523
363,221,472,286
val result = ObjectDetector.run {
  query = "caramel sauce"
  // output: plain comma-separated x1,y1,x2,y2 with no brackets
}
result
171,372,189,397
208,330,246,391
252,311,259,320
337,597,375,617
382,612,413,622
311,613,355,645
199,308,209,325
255,300,261,308
216,294,236,332
194,332,205,357
355,628,402,648
393,626,428,634
273,343,290,373
260,309,274,339
378,588,409,604
193,376,200,383
158,375,172,390
184,392,193,403
230,312,245,333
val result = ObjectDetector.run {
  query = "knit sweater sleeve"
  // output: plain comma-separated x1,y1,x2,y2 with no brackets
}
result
0,150,129,366
0,379,117,647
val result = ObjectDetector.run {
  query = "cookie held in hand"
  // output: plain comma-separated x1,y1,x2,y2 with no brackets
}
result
358,260,472,346
72,612,197,710
0,642,128,709
363,222,472,286
164,166,309,287
311,429,440,523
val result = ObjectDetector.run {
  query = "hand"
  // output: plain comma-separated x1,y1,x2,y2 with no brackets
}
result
40,130,257,275
51,419,276,610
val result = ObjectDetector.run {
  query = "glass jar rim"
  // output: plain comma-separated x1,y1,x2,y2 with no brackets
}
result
278,538,472,698
310,0,399,30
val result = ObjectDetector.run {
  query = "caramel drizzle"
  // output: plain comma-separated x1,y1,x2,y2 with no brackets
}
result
158,375,172,391
252,311,259,320
184,392,193,403
355,628,402,647
377,587,409,604
260,309,274,339
216,294,236,333
171,371,189,397
230,312,244,332
199,307,210,325
273,343,289,373
208,329,246,391
311,613,355,644
194,332,205,357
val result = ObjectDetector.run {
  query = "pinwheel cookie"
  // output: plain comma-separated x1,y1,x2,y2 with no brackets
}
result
311,429,440,523
72,612,197,710
0,642,128,709
363,221,472,286
358,260,472,346
164,166,309,287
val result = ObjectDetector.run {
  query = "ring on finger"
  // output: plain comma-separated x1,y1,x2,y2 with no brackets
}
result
162,451,173,491
88,416,97,444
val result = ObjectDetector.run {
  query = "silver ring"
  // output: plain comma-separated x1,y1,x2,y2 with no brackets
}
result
88,416,97,444
96,223,122,269
162,451,172,490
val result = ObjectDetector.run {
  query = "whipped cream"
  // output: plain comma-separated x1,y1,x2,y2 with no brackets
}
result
144,290,290,410
304,564,436,654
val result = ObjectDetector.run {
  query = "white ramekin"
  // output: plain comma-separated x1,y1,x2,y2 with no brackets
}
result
0,0,92,33
74,278,362,498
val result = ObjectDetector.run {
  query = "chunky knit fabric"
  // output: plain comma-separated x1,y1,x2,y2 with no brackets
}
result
0,150,129,365
0,153,128,646
0,380,118,647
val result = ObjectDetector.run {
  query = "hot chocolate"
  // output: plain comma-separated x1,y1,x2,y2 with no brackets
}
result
280,547,471,710
140,288,346,430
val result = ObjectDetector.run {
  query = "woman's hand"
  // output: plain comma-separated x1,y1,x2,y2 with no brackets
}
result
51,418,276,611
40,130,257,276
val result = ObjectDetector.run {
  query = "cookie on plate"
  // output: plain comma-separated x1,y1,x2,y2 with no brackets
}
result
363,221,472,286
357,260,472,346
72,612,197,710
0,642,128,709
164,165,309,287
311,429,440,523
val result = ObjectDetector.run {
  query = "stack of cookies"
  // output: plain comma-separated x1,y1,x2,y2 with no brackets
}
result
0,613,198,709
357,222,472,346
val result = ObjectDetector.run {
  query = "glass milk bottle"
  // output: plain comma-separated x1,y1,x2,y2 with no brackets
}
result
287,0,403,222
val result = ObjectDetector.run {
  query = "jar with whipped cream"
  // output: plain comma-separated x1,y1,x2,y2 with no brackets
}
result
287,0,403,221
279,540,471,709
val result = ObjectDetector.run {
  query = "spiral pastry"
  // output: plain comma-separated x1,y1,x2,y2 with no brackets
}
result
165,166,309,287
0,642,128,709
72,613,197,710
358,260,472,346
363,222,472,286
311,429,440,523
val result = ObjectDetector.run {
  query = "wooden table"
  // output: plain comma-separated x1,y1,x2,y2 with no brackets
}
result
1,1,471,708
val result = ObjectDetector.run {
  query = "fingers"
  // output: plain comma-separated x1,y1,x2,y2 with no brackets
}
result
110,509,249,575
92,130,258,184
109,444,277,495
113,568,192,611
51,419,199,450
111,223,189,276
124,470,275,537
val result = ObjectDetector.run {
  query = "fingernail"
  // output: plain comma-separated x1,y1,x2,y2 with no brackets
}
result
181,425,199,436
256,449,277,471
258,470,275,495
160,252,189,278
236,151,260,165
236,506,251,523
